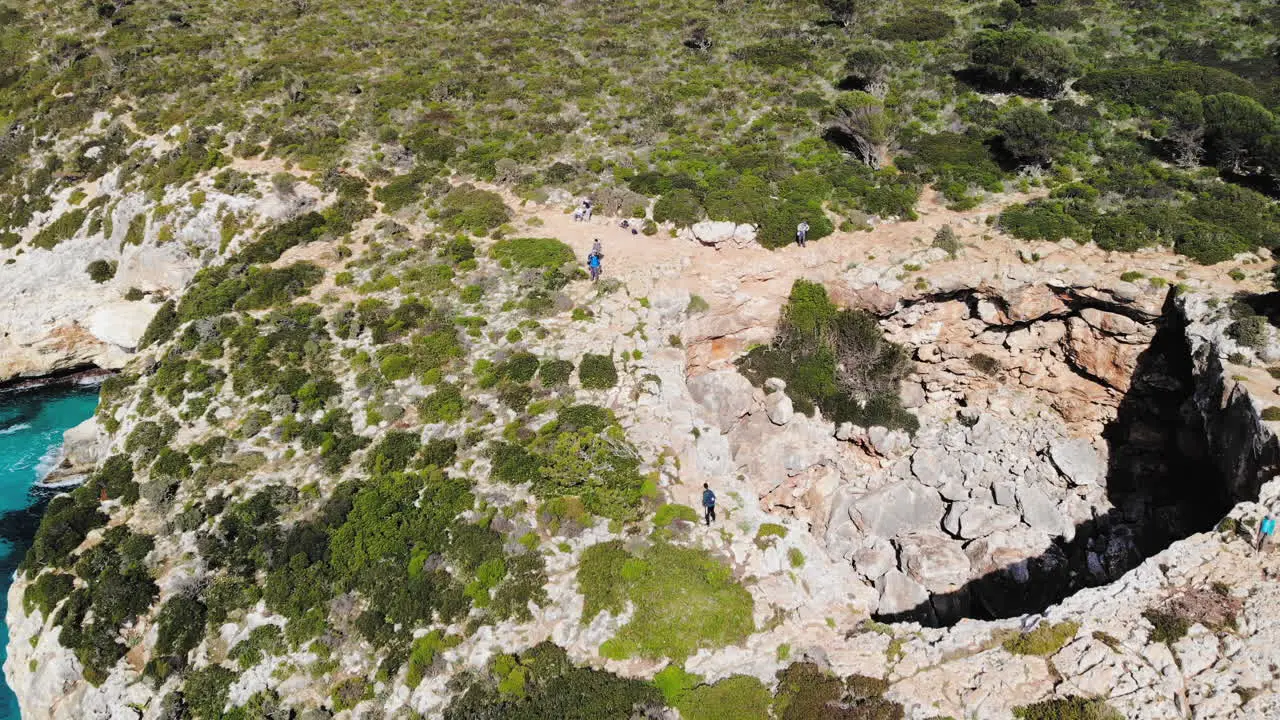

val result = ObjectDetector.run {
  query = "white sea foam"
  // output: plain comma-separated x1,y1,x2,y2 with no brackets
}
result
0,422,31,436
34,443,63,482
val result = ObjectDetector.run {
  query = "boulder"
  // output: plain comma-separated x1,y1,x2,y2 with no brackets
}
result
869,426,911,458
1063,316,1143,391
687,369,755,432
897,531,972,592
852,536,897,581
1017,484,1066,536
876,569,930,617
1048,437,1104,487
686,221,758,249
911,448,963,487
849,481,945,538
956,502,1021,540
764,392,794,426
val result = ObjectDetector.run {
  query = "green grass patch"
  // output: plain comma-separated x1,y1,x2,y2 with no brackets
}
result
578,540,754,661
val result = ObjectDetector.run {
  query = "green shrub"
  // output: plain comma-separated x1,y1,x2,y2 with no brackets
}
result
122,214,146,248
1142,608,1190,644
654,664,702,705
877,9,955,42
968,29,1081,96
406,630,460,688
538,358,574,386
442,642,660,720
32,209,88,250
230,624,284,669
330,677,372,712
238,213,326,264
1227,315,1268,349
1261,407,1280,422
1002,621,1079,656
578,540,754,661
676,675,771,720
1077,63,1257,109
364,430,421,473
998,107,1063,165
578,353,618,389
86,259,116,283
653,503,698,527
490,236,575,269
999,201,1088,242
1012,696,1123,720
653,189,704,227
739,280,917,432
419,383,465,423
183,666,236,719
773,662,844,720
22,572,75,616
755,201,833,249
154,594,207,661
439,185,509,235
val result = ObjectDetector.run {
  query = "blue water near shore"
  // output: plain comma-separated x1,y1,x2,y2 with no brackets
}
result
0,384,99,719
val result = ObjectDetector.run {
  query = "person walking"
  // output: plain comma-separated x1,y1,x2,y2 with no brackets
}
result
1259,514,1276,551
591,238,603,257
582,198,593,221
701,483,716,526
796,220,810,247
587,251,602,282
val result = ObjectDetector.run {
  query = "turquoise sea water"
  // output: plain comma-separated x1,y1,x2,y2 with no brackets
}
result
0,384,100,720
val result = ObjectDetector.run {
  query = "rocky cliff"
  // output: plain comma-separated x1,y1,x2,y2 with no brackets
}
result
4,162,1280,719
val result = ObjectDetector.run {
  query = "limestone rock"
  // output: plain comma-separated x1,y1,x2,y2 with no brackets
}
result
1048,437,1104,487
911,448,963,487
875,569,930,616
852,536,897,581
764,391,794,425
1017,484,1066,536
687,369,755,431
897,531,972,592
956,502,1021,539
685,221,758,249
849,481,945,538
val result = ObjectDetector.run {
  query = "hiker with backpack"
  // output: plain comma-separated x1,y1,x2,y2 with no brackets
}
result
796,220,810,247
702,483,716,526
587,249,602,282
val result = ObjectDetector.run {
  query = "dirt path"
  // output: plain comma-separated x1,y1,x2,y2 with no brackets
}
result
497,184,1269,315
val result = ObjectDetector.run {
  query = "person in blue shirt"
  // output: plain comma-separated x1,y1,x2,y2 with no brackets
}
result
587,251,602,281
1259,515,1275,551
701,483,716,526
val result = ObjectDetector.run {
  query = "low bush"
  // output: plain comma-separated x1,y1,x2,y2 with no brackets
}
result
32,208,88,250
739,280,917,432
439,185,509,235
153,594,207,662
22,571,74,616
578,353,618,389
364,430,421,473
653,503,698,527
677,675,771,720
877,9,955,42
1012,696,1123,720
442,642,661,720
1002,621,1079,656
538,358,573,386
653,189,704,227
578,540,754,661
1227,315,1268,349
237,212,326,264
419,383,465,423
86,259,116,283
490,236,575,269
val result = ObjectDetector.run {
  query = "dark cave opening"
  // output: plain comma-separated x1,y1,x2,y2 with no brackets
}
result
876,294,1243,627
